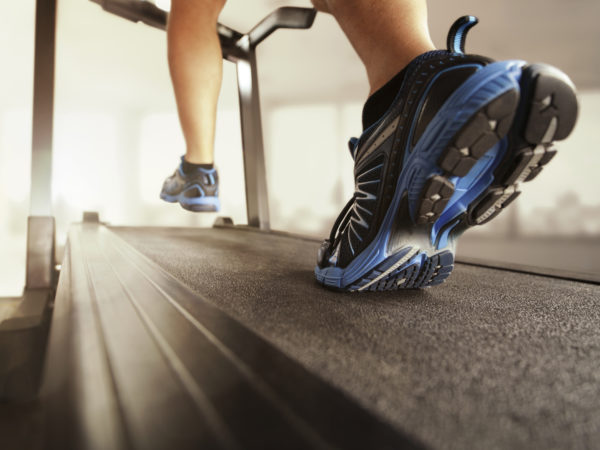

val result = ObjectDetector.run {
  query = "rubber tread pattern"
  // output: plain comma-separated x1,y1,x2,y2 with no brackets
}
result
416,176,455,224
348,248,454,292
438,89,519,177
468,64,578,225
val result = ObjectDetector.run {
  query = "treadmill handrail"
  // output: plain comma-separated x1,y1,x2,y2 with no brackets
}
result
89,0,244,50
90,1,316,51
247,7,317,48
90,0,168,30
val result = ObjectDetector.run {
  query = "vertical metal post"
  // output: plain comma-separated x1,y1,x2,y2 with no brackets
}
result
235,37,270,230
27,0,57,289
30,0,56,217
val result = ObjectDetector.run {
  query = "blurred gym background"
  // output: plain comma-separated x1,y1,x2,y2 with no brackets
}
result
1,0,599,295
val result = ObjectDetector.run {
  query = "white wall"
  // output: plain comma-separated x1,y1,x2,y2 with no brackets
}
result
0,1,35,296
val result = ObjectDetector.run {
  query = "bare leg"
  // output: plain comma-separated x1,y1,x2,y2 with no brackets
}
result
311,0,435,94
168,0,226,164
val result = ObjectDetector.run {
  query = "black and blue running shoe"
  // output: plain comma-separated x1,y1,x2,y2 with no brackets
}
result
160,157,220,212
315,16,578,292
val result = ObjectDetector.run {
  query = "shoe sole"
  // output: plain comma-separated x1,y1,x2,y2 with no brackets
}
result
316,61,578,292
463,63,578,227
160,193,220,212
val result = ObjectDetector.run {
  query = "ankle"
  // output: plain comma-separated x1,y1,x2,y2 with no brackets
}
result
362,68,408,130
361,44,437,130
181,158,215,175
183,149,213,166
367,43,436,95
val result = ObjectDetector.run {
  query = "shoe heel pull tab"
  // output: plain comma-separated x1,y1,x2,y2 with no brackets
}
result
446,15,479,54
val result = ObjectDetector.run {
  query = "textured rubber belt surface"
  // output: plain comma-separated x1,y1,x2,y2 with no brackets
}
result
114,225,600,450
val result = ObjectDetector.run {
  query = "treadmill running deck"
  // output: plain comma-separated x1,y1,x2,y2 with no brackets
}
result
112,225,600,449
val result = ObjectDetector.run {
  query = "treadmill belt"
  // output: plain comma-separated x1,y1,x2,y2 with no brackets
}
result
113,225,600,449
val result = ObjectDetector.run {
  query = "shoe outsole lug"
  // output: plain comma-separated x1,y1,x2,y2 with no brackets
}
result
524,64,578,143
472,188,521,225
438,89,519,177
416,176,455,224
415,87,521,231
467,64,578,226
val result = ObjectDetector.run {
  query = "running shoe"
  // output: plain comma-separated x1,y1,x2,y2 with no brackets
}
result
315,16,578,292
160,157,220,212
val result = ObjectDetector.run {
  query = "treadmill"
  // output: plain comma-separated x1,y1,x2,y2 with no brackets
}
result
1,1,599,449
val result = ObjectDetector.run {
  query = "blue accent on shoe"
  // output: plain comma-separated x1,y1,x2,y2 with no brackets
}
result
179,196,221,212
430,138,510,247
160,192,179,203
348,137,359,160
435,218,460,250
405,63,484,152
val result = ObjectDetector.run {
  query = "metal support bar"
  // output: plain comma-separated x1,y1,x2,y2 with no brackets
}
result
89,0,246,59
248,7,317,47
27,0,57,290
30,0,56,217
90,0,168,30
236,42,270,230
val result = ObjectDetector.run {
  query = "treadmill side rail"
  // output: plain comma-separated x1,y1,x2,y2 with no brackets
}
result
40,223,418,449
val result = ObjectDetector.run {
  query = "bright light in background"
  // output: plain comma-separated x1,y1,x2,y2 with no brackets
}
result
53,112,118,210
213,108,247,225
0,110,32,204
154,0,171,12
266,103,357,235
0,110,32,296
0,1,34,297
139,112,186,204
